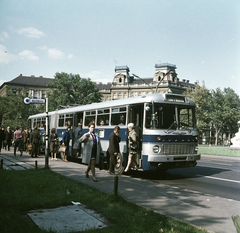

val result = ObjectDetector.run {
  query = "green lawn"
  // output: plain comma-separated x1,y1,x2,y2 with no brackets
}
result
198,146,240,157
0,169,208,233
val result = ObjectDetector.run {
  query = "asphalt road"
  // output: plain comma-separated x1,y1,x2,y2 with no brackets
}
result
152,156,240,202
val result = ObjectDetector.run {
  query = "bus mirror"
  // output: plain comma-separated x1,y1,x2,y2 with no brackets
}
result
145,106,150,111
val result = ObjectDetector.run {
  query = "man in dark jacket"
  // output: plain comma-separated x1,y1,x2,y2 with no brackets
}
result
30,126,40,158
0,126,4,153
5,127,12,151
107,126,121,174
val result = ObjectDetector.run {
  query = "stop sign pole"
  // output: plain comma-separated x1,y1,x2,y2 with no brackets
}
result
24,97,49,169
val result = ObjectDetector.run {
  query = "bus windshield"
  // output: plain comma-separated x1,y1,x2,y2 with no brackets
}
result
145,103,195,130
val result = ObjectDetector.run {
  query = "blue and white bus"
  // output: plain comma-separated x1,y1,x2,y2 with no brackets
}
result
27,93,200,173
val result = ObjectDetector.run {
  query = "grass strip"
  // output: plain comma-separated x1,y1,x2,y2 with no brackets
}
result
198,146,240,157
0,169,208,233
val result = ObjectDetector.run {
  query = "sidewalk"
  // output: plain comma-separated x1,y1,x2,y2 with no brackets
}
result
1,150,239,233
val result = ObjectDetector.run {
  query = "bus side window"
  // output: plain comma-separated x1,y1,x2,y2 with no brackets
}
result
85,111,96,126
58,115,64,127
97,109,110,126
65,114,73,127
111,112,126,125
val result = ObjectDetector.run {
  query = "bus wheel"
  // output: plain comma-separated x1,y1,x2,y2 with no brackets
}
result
114,153,124,175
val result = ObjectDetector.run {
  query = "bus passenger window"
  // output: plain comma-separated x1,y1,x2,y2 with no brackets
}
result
58,115,64,127
111,112,126,125
65,114,73,127
97,109,110,126
85,111,96,126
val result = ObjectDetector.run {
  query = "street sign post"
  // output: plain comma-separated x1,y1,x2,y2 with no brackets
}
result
23,97,49,169
23,97,45,104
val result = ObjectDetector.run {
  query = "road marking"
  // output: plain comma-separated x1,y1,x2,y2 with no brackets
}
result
200,161,232,166
196,174,240,184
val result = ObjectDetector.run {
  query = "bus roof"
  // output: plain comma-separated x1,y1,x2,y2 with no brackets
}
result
28,93,195,119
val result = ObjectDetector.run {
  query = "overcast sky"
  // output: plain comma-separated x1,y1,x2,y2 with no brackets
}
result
0,0,239,94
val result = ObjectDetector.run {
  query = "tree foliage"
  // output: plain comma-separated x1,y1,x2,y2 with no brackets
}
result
184,82,211,132
47,72,103,111
185,83,240,145
210,87,240,145
0,89,41,129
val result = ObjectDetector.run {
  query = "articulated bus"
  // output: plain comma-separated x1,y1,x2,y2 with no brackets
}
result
27,93,200,173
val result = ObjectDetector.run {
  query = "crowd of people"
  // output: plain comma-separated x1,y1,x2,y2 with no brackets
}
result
0,125,44,157
0,122,140,182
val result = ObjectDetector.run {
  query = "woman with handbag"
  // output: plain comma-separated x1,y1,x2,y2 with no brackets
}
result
124,123,139,173
62,126,71,162
50,128,59,161
80,122,102,182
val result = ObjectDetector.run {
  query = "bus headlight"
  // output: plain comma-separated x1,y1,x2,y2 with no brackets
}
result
195,146,198,152
153,145,160,153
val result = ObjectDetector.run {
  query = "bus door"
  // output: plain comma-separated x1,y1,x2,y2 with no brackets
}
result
129,104,144,166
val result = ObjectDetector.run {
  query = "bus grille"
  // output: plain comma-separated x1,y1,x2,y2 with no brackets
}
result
163,144,195,155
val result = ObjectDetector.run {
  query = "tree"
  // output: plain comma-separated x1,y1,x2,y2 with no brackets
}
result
210,87,240,145
47,72,103,111
184,81,211,132
0,89,40,129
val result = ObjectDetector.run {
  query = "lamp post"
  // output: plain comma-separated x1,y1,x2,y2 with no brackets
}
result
45,98,49,169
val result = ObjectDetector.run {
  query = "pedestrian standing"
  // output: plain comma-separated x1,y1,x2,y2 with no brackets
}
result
73,123,82,157
80,122,102,182
50,128,58,160
0,126,4,153
5,127,12,151
62,126,71,162
124,123,139,172
30,126,40,158
13,126,23,156
22,127,30,152
107,126,121,174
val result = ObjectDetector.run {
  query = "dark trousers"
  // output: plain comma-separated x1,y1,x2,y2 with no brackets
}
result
109,153,117,173
31,143,39,157
14,138,22,155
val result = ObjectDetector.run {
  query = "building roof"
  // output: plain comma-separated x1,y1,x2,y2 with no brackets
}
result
96,83,112,90
7,75,53,87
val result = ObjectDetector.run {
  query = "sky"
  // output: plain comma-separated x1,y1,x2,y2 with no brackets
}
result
0,0,240,94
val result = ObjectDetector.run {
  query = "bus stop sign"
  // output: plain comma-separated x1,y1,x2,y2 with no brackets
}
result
23,97,45,104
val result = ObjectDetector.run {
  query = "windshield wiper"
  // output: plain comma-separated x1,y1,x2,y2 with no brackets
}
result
165,121,177,133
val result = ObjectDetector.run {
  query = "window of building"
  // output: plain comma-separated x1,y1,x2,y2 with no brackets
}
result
42,91,46,99
34,91,38,99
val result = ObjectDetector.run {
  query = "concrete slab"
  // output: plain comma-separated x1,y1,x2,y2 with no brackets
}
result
27,204,108,232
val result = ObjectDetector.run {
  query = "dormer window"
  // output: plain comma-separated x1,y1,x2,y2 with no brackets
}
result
119,77,122,83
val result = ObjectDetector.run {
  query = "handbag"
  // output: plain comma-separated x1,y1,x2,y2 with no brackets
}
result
59,146,66,153
130,144,137,150
27,144,33,151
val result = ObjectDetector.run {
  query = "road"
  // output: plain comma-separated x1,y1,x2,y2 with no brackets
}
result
153,156,240,202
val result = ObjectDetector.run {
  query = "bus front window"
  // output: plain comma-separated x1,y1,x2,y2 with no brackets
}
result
145,104,195,130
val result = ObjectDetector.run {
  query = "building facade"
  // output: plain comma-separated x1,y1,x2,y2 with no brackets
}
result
0,74,52,98
100,63,196,102
0,63,196,102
